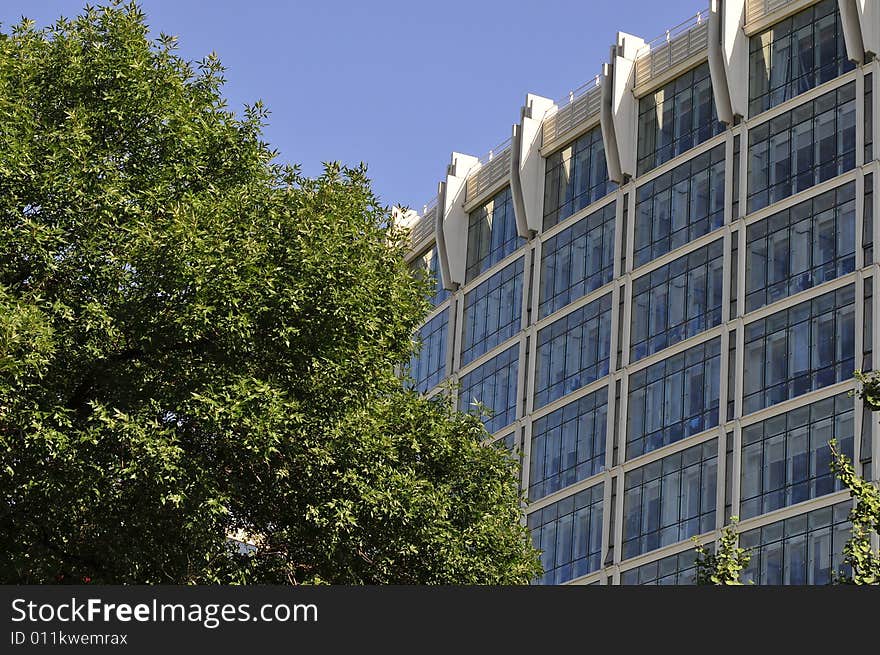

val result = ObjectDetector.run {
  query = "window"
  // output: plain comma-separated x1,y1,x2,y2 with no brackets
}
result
534,293,612,410
543,126,616,230
410,243,450,308
408,309,448,394
740,501,851,584
748,82,856,213
528,484,603,584
620,549,698,585
465,186,523,283
745,182,856,313
749,0,854,117
637,62,725,176
529,387,607,500
458,345,518,435
630,239,724,362
634,144,725,268
740,394,854,519
539,201,615,319
460,258,523,367
742,285,854,416
623,440,717,559
626,337,721,460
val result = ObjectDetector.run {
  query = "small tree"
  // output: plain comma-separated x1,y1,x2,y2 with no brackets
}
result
693,518,750,585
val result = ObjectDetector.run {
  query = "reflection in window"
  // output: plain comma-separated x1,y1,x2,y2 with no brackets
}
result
742,285,854,416
458,345,518,435
745,182,855,313
748,82,855,213
740,394,854,519
529,484,603,584
410,243,450,308
740,501,851,585
637,62,725,176
408,309,448,394
749,0,853,117
627,338,721,459
634,144,725,268
466,187,523,283
529,387,607,500
623,440,717,559
620,549,698,585
460,258,523,367
543,126,615,230
539,201,615,319
630,239,724,362
534,294,612,410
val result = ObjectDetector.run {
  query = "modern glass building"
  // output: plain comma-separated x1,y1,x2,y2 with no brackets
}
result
402,0,879,585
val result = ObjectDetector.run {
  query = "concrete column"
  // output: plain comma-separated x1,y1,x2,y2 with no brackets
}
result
438,153,479,289
603,33,644,183
710,0,748,122
511,94,555,237
856,0,879,58
840,0,866,64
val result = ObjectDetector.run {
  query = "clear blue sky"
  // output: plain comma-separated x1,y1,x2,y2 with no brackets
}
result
0,0,708,211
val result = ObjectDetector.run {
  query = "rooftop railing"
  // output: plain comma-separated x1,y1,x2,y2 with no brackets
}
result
746,0,799,25
541,75,604,149
634,9,710,89
408,197,438,248
465,137,513,204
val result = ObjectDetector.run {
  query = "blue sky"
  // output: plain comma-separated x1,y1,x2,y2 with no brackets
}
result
0,0,707,211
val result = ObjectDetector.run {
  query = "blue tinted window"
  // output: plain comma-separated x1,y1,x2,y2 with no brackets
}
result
458,345,518,434
410,243,450,308
637,62,725,176
466,187,523,283
408,309,448,394
748,82,856,213
742,285,855,416
623,440,717,559
534,294,612,410
745,182,855,313
627,338,721,460
630,239,724,362
634,144,725,268
461,258,523,367
740,394,854,519
749,0,854,117
539,202,615,319
528,484,603,584
543,126,616,230
620,549,699,585
529,387,607,500
739,501,851,584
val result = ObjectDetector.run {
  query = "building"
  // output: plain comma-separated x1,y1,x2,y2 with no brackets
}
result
401,0,879,585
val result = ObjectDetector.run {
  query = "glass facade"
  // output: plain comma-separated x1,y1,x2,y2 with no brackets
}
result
543,126,615,230
749,0,853,117
528,484,603,584
634,144,725,268
740,393,854,519
460,258,523,367
630,239,724,362
745,182,856,313
466,186,522,283
410,243,450,308
405,3,874,586
457,345,518,435
747,82,856,213
534,293,612,410
529,387,607,500
740,501,851,585
539,201,615,319
637,62,725,176
742,285,855,416
626,338,721,459
409,309,448,394
623,440,717,558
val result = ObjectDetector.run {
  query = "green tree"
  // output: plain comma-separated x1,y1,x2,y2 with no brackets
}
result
0,1,541,584
693,518,750,585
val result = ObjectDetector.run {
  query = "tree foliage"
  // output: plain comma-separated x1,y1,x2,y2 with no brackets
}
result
693,518,750,585
0,1,541,584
